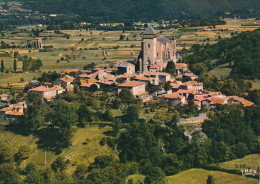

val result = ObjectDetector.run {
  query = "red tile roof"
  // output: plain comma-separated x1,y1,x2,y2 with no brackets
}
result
29,86,55,92
80,83,95,88
118,81,145,88
164,92,184,99
150,65,159,69
228,96,254,107
0,94,8,98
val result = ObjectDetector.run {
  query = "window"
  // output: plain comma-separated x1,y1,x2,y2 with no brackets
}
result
148,44,150,48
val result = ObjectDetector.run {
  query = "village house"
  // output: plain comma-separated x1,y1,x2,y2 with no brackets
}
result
54,75,75,88
0,94,8,102
182,73,198,81
80,83,100,91
131,75,151,86
97,80,114,90
0,102,27,122
164,92,186,105
227,96,254,107
118,81,146,96
117,62,135,75
52,85,65,95
180,81,203,91
29,86,57,100
175,63,187,75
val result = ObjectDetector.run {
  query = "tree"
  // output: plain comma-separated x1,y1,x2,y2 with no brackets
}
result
89,84,98,92
206,175,216,184
124,104,140,123
119,89,135,104
51,156,69,172
165,60,175,75
1,59,4,73
77,103,92,127
13,59,17,72
16,145,31,160
0,163,20,184
144,167,165,184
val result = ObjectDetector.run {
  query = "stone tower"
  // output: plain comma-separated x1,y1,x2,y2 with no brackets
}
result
141,26,158,72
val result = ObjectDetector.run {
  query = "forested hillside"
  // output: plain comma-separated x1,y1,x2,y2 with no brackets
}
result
18,0,260,20
182,29,260,80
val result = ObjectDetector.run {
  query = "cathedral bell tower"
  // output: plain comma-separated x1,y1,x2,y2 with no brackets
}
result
141,26,158,73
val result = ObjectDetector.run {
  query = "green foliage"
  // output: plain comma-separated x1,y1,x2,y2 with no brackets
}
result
89,84,98,92
124,104,140,123
206,175,216,184
183,29,260,79
16,145,31,160
119,89,135,104
51,156,69,172
20,0,260,21
117,122,162,166
0,142,14,164
13,59,17,72
165,61,175,75
77,103,92,127
144,167,165,184
0,163,20,184
1,59,4,73
18,55,43,72
37,71,61,82
202,105,258,158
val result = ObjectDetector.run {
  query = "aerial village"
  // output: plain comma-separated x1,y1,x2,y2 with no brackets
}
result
0,26,254,123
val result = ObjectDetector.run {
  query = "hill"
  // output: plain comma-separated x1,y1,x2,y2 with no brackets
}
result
18,0,260,21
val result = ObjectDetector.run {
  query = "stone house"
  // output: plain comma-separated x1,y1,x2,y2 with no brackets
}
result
118,81,146,96
164,92,186,105
227,96,254,107
0,94,8,101
29,86,57,99
117,62,135,75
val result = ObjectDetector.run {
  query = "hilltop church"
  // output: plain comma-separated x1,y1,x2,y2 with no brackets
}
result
138,26,177,73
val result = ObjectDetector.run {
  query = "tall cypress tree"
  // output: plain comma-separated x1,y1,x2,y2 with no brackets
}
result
1,60,4,73
13,59,17,72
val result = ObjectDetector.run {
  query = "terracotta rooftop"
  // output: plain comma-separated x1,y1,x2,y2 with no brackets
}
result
150,65,159,69
131,75,151,81
170,83,180,89
164,92,184,99
5,111,24,116
228,96,254,107
117,73,134,79
0,94,8,98
29,86,55,92
118,81,145,88
80,83,95,88
52,85,64,91
78,74,90,78
183,73,198,78
176,63,187,70
66,84,74,90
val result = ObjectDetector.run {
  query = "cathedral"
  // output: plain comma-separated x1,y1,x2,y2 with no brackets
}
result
138,26,176,73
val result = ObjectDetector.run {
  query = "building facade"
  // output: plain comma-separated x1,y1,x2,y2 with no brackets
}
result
139,26,176,73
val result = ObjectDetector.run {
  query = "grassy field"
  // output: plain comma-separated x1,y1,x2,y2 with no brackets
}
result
209,62,232,79
127,168,258,184
166,169,258,184
213,154,260,171
0,125,115,174
251,80,260,90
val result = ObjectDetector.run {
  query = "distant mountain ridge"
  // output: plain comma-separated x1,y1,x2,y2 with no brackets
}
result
18,0,260,20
